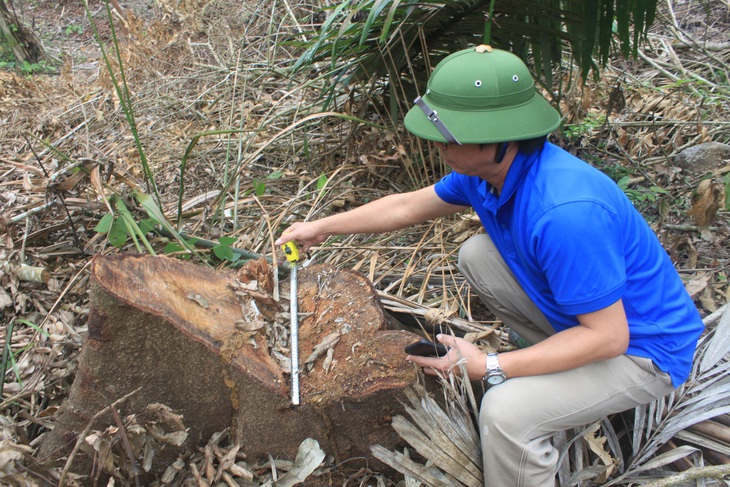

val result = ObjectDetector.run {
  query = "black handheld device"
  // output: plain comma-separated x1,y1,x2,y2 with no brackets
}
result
404,339,448,357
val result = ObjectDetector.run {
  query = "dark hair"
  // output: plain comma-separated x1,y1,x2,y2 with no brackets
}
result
478,135,547,155
517,135,548,154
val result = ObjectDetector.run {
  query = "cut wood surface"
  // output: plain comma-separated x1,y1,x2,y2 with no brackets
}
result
38,254,421,475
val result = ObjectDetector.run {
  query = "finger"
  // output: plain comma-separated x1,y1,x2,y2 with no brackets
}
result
436,333,458,347
407,355,447,370
406,355,433,367
422,367,440,376
274,234,290,246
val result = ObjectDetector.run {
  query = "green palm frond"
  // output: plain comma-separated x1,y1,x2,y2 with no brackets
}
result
292,0,659,101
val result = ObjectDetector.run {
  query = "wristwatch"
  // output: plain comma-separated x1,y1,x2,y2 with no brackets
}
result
484,353,506,386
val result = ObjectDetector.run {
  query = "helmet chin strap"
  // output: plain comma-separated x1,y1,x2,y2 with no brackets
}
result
413,95,461,145
495,142,509,163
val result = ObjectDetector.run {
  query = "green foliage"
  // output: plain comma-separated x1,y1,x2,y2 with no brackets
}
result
291,0,660,102
616,175,668,207
65,24,84,36
93,191,204,260
0,28,51,73
1,319,49,397
267,170,283,180
250,180,267,196
316,173,328,193
84,0,204,261
244,170,286,197
1,319,16,397
563,114,607,139
0,22,17,62
212,236,241,263
94,213,127,247
596,159,670,214
0,58,52,73
93,196,159,252
85,0,161,204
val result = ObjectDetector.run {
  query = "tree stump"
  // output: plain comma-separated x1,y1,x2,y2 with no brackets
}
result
38,254,421,476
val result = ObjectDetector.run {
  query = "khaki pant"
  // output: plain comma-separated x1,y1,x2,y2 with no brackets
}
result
458,234,675,487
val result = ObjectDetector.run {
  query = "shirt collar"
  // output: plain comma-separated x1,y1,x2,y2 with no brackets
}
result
479,146,541,214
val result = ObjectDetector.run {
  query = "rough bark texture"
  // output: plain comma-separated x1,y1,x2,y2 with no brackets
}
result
38,254,421,475
0,0,44,63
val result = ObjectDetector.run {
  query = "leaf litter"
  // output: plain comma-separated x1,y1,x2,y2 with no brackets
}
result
0,0,728,485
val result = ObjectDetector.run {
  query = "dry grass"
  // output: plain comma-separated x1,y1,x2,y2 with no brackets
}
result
0,0,728,485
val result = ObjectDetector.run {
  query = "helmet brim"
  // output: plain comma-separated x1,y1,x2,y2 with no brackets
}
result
404,91,562,144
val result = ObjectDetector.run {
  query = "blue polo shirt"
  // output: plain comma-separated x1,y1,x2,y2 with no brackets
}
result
435,142,703,387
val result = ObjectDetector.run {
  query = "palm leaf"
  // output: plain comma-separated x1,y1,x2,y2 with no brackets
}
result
607,304,730,485
374,304,730,486
372,373,483,486
292,0,660,103
700,303,730,373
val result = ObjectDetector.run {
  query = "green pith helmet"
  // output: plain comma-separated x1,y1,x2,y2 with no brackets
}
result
404,45,561,145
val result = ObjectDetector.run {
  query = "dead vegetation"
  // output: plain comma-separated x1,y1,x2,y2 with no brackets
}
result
0,0,729,485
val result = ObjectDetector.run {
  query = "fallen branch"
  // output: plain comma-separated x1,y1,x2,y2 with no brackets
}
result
643,464,730,486
670,41,730,51
111,404,141,487
703,303,728,327
662,223,720,232
57,388,142,487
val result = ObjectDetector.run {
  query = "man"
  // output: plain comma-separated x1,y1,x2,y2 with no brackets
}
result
275,45,704,486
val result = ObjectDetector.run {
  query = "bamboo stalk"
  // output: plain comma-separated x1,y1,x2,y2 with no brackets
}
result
1,263,50,284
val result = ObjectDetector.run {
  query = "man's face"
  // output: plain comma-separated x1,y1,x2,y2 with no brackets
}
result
433,142,509,181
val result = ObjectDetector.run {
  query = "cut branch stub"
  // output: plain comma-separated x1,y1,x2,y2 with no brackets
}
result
38,254,421,475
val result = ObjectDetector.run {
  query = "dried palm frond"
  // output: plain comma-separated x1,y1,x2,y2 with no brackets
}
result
604,303,730,485
374,304,730,486
372,371,483,487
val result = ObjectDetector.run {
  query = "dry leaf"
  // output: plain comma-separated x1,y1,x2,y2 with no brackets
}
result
699,286,717,313
688,179,725,227
230,463,254,480
583,423,618,482
305,332,340,365
685,275,711,299
424,308,455,326
322,347,335,373
234,319,265,332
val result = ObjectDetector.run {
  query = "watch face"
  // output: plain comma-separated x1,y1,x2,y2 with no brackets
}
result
487,374,505,386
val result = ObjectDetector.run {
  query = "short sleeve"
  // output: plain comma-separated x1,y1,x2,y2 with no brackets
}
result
434,173,471,206
531,201,626,315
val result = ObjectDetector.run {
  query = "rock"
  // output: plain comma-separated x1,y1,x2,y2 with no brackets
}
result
673,142,730,175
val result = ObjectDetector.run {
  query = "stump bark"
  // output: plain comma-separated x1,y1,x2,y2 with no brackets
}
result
38,254,421,476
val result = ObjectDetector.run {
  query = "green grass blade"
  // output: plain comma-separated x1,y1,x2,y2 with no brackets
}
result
362,0,390,45
177,128,261,228
84,0,161,205
115,198,155,254
0,319,15,397
134,190,203,260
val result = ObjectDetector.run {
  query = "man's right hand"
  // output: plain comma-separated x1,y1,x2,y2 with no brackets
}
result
275,221,327,253
274,186,464,253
